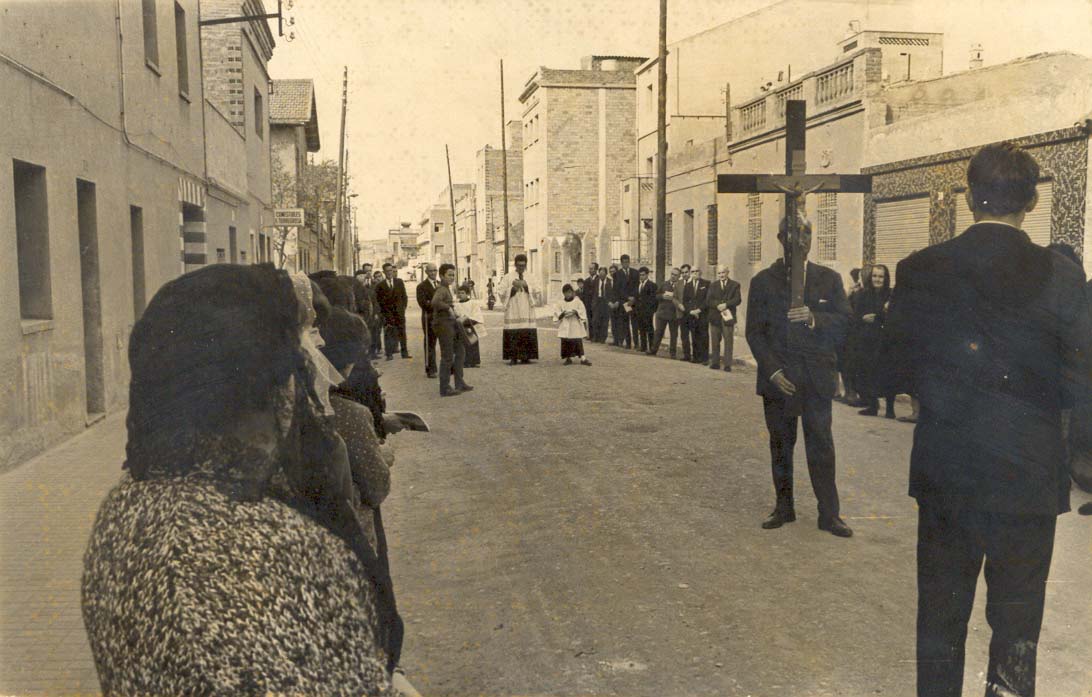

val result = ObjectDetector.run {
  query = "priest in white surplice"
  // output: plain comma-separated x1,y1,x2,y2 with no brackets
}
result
495,253,539,364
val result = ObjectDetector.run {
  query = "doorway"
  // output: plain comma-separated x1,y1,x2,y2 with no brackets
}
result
77,180,105,417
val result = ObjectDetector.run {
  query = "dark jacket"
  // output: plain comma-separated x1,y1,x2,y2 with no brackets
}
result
680,278,709,318
635,278,658,317
582,275,598,312
654,281,679,321
849,287,892,398
613,267,640,303
746,259,851,400
416,278,438,314
374,277,408,325
885,223,1092,515
705,278,742,326
592,275,613,313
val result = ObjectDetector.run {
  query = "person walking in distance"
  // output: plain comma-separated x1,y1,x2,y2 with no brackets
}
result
430,263,473,397
745,215,853,538
705,264,741,371
885,142,1092,697
416,264,440,378
375,263,411,361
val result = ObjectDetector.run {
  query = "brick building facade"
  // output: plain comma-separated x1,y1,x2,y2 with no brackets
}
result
520,55,646,304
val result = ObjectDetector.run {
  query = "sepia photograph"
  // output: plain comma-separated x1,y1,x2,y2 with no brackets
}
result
1,0,1091,694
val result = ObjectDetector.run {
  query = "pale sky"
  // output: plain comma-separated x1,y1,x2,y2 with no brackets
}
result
269,0,1092,241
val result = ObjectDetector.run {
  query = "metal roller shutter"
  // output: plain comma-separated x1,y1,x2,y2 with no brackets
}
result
875,197,930,281
955,181,1053,245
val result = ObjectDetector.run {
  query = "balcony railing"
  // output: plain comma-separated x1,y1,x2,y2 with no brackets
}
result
740,100,767,134
816,62,854,106
776,84,804,118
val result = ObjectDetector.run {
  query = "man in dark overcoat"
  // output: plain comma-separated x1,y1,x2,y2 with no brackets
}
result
633,266,658,353
374,262,410,361
885,142,1092,697
745,216,853,538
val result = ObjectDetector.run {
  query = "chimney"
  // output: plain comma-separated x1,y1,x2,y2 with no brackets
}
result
969,44,984,70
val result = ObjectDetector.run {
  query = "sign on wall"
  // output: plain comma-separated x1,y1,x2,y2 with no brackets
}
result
273,208,305,227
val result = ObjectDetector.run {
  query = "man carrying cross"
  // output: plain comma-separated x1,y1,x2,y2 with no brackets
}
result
723,100,863,537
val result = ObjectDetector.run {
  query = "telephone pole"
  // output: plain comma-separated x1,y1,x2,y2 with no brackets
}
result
500,59,511,275
446,144,459,280
654,0,668,284
334,66,348,273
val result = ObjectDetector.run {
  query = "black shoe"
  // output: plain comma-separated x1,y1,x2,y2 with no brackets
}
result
819,517,853,538
761,509,796,529
858,407,878,416
509,359,517,366
885,409,896,419
1078,502,1092,515
455,384,474,393
440,387,458,397
669,352,676,359
897,415,918,423
723,366,732,372
564,358,573,365
709,363,720,370
402,353,412,359
426,371,437,379
385,355,394,361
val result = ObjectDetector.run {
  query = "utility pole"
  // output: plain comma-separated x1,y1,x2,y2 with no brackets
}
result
500,59,511,275
446,144,459,279
334,66,348,273
654,0,668,284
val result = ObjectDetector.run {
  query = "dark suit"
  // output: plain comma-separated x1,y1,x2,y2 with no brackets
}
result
616,266,640,348
745,258,850,523
374,276,409,358
582,275,598,337
705,277,742,368
416,277,439,375
650,280,680,356
590,275,612,342
611,267,639,348
633,279,658,352
884,223,1092,697
679,277,709,362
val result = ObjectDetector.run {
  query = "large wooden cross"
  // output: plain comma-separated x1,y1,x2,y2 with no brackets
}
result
718,100,871,308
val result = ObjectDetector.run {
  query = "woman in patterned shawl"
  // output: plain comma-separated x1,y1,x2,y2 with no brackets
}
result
81,264,400,696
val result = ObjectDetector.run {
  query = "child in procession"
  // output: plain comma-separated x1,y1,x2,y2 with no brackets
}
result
555,283,591,366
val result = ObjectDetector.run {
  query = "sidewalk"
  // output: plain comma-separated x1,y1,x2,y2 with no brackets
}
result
0,412,126,695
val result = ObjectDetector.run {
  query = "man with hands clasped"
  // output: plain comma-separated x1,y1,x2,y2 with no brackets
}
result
745,215,853,538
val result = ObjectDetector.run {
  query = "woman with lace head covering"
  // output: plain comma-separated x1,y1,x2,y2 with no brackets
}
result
81,264,400,696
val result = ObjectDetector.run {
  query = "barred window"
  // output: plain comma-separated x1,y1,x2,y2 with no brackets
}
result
817,192,837,261
706,204,718,266
665,213,673,266
747,194,762,263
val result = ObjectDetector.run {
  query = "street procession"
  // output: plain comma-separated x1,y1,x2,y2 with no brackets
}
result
4,1,1092,695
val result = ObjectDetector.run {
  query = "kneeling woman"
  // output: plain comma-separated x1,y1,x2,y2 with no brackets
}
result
81,264,401,696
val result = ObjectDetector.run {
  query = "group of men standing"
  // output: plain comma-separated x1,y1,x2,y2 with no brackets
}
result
581,255,742,371
353,262,412,361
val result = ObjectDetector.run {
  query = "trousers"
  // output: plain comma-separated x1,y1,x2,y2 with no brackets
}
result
650,315,678,355
432,318,466,392
708,320,735,367
421,311,437,374
916,504,1056,697
762,389,840,520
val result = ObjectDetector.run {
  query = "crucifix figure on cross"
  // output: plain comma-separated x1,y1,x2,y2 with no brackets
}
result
718,100,871,308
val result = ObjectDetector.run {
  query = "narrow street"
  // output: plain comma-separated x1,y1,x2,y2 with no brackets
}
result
1,301,1089,696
